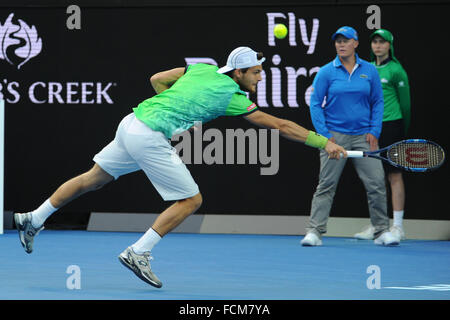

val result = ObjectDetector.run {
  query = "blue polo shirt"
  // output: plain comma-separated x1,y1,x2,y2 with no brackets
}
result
309,54,384,139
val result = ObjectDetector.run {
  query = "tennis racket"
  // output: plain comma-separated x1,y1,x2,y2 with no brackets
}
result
343,139,445,172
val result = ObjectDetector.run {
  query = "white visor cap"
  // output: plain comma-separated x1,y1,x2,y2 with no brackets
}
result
217,47,265,74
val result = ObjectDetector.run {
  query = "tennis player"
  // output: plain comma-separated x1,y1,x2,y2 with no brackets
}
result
354,29,411,240
14,47,346,288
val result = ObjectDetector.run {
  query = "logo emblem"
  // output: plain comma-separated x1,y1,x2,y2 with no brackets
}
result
247,103,257,111
0,13,42,69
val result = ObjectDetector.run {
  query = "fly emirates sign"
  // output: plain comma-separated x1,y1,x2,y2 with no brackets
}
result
186,12,321,109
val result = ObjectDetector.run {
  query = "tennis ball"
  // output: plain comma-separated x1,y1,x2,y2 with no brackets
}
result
274,24,288,39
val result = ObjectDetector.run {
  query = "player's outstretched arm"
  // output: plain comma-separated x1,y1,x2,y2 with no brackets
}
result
150,67,185,94
244,110,346,159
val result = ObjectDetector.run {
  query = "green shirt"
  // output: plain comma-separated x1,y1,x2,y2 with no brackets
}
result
133,63,257,139
372,60,411,133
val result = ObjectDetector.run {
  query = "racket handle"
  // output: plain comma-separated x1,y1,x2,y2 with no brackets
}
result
341,151,364,158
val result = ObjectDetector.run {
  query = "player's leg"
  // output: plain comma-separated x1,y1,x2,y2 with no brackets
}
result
14,165,116,254
302,131,349,246
15,113,140,253
118,115,201,287
15,165,115,254
119,193,202,289
49,164,114,219
151,192,203,236
388,171,406,239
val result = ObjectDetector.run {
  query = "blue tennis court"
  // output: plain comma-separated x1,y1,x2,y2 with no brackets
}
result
0,230,449,300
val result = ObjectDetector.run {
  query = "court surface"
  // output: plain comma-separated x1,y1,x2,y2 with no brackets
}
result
0,230,449,300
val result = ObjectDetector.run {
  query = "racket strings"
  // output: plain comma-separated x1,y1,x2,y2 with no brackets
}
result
388,143,445,169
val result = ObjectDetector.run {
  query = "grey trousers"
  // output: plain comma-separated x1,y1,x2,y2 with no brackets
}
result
306,131,389,238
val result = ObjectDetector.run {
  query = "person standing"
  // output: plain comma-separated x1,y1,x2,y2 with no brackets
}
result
354,29,411,240
301,26,400,246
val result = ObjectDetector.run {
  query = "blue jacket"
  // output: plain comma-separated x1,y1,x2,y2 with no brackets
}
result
309,54,384,139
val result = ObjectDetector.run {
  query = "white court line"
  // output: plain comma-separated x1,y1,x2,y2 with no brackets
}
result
384,284,450,291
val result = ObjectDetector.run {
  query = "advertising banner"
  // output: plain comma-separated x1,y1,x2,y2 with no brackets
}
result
1,4,448,220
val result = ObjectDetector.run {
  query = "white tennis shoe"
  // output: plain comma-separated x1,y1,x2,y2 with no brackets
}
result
118,246,162,288
354,225,375,240
374,231,400,246
14,212,44,254
301,232,322,246
390,225,406,240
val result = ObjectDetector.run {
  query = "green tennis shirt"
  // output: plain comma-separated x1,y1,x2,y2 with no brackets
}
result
133,63,257,139
371,60,411,133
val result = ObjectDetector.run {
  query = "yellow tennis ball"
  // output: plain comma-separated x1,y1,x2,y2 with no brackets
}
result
274,24,288,39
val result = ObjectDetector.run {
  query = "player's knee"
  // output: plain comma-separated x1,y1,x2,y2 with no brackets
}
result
189,192,203,210
181,192,202,212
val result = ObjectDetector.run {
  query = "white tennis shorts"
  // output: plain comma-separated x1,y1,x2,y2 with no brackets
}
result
93,113,199,201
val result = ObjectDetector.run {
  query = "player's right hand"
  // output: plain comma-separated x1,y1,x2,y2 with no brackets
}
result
325,140,347,159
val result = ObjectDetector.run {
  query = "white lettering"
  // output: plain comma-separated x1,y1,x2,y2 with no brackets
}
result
271,55,283,107
286,66,307,107
299,18,319,54
178,304,213,317
48,82,64,104
256,70,269,107
81,82,95,104
29,82,46,104
6,82,20,103
96,82,113,104
223,304,270,315
66,82,79,104
288,12,297,46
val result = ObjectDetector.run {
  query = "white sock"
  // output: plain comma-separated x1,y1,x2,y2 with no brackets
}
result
131,228,162,254
393,210,404,228
31,199,58,228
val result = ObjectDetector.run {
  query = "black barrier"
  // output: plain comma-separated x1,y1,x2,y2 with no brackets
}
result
1,3,449,225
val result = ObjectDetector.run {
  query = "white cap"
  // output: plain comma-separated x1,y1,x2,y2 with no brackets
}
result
217,47,266,74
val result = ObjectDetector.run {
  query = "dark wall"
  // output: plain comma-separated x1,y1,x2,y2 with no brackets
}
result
1,2,449,226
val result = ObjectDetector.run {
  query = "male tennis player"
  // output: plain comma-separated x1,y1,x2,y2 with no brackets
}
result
14,47,346,288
